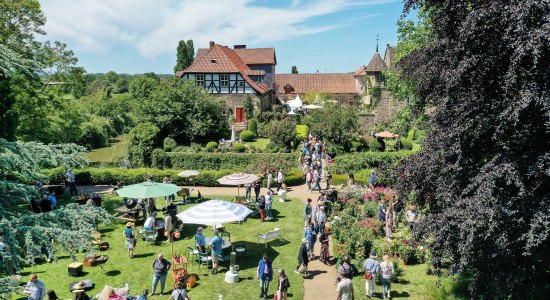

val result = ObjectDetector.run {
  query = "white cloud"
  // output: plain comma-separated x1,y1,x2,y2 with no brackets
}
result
39,0,397,58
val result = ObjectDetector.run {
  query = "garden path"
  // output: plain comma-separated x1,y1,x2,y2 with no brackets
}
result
82,183,339,300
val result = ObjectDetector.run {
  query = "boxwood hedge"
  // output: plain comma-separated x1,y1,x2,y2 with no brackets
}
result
331,151,416,173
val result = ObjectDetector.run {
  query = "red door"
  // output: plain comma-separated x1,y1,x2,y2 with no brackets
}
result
236,107,244,123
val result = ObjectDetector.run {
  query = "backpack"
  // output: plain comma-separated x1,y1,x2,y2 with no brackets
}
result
342,264,352,279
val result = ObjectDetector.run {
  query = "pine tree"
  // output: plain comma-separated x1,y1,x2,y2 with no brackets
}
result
174,40,187,73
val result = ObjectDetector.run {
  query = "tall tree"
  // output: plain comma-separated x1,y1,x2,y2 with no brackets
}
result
291,66,298,74
398,0,550,298
174,39,194,73
304,102,358,146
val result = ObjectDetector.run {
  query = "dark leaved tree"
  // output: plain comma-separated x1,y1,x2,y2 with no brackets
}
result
397,0,550,298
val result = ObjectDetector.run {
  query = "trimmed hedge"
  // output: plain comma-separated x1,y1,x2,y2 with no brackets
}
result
369,138,384,152
295,125,309,140
233,143,246,153
167,152,296,170
332,151,416,173
205,141,218,152
400,137,413,150
240,130,256,142
41,167,304,187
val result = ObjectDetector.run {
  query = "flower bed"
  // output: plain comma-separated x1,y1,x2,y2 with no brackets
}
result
331,186,426,265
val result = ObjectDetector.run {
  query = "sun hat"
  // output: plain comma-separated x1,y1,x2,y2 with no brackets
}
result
72,281,86,293
302,238,307,244
126,222,133,227
370,251,378,258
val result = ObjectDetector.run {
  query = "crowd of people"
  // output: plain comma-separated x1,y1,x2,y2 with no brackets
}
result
300,136,332,193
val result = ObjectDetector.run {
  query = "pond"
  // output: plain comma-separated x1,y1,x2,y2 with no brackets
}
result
86,134,129,164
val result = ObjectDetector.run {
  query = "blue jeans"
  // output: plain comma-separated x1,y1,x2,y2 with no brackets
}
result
381,277,392,298
307,181,312,191
245,188,251,201
265,204,272,218
314,181,321,192
152,273,167,294
259,277,270,296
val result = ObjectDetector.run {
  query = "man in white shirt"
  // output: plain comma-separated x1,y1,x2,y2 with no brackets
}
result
65,169,78,196
276,169,284,191
336,271,354,300
144,212,156,231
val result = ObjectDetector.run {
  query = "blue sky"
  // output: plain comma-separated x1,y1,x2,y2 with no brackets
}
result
39,0,410,75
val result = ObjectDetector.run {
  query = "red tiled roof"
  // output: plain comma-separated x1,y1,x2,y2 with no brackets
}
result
365,52,387,72
179,43,271,94
195,47,276,65
275,73,357,94
234,48,276,65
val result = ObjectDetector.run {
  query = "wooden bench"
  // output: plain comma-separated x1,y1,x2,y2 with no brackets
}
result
257,228,282,248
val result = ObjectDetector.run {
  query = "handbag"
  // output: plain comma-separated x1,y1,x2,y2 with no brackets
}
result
363,271,373,280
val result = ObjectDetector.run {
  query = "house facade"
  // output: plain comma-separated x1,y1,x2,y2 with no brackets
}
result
176,42,277,126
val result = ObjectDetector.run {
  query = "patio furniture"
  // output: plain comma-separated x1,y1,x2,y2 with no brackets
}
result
187,246,199,265
205,237,232,250
177,200,253,226
82,255,109,274
221,231,231,242
233,242,246,257
198,252,212,270
257,228,282,248
68,262,83,276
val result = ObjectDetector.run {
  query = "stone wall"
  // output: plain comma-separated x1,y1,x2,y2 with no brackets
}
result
358,114,376,135
373,89,406,125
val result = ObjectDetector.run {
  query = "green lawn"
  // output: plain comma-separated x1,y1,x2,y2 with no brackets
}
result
16,194,304,299
244,138,270,150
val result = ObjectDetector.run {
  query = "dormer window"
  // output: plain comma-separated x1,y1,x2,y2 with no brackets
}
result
211,59,217,63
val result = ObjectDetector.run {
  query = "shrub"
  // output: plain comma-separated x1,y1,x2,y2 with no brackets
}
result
151,148,170,169
167,152,296,171
400,137,413,150
295,124,309,140
369,138,384,152
268,118,297,148
163,137,177,152
205,141,218,152
233,143,246,153
350,140,362,152
247,119,258,135
240,130,256,142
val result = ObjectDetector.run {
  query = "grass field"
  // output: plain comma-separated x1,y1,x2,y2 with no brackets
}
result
16,194,304,300
244,138,270,150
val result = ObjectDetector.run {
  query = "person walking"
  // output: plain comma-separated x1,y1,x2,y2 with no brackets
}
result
24,274,45,300
392,196,404,228
47,192,57,210
256,254,273,299
380,255,395,299
265,191,273,220
65,169,78,196
151,253,171,295
336,271,355,300
312,167,322,193
209,231,223,274
362,251,380,298
385,206,394,242
276,169,284,191
276,269,290,300
304,198,312,226
315,206,327,236
267,170,274,193
369,172,377,189
406,206,418,231
123,222,136,258
304,223,316,260
294,239,310,277
379,201,387,222
306,169,313,192
257,195,266,222
319,227,330,264
164,210,173,241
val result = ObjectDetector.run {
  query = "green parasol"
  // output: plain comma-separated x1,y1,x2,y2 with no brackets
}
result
115,182,181,199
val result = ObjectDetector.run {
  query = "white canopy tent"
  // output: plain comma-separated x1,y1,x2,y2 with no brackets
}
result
287,95,303,109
